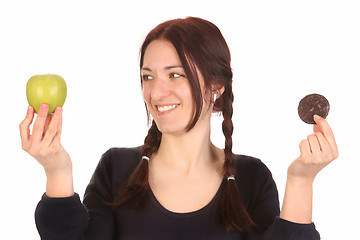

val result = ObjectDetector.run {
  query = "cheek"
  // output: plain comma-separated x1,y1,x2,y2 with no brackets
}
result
178,80,194,99
142,85,151,104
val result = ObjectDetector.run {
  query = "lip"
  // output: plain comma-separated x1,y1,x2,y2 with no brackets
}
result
155,104,180,115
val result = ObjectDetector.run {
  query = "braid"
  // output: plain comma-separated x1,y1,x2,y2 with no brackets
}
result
215,84,255,232
221,86,236,177
141,120,162,157
110,120,161,208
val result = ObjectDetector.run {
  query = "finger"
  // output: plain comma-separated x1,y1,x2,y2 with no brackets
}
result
42,107,63,147
313,115,338,154
19,106,35,150
43,114,54,137
31,103,49,144
299,139,311,160
313,123,321,133
50,107,63,150
307,134,321,154
314,132,331,153
307,134,319,152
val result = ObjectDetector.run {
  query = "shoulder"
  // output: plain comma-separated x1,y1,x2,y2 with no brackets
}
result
233,155,280,228
97,146,143,183
102,146,142,163
233,154,272,177
232,154,279,213
233,154,276,193
84,147,143,205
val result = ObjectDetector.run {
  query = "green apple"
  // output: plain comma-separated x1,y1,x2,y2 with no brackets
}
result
26,74,67,114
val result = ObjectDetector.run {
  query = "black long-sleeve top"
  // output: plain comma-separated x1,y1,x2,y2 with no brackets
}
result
35,147,320,239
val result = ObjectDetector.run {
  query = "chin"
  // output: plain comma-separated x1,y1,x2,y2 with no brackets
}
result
155,122,188,136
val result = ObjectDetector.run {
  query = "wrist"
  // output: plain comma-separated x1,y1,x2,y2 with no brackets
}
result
280,174,314,224
44,157,73,177
45,166,74,198
45,165,72,178
286,172,315,187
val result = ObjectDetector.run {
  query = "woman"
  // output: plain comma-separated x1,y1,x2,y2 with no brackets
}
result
19,17,338,239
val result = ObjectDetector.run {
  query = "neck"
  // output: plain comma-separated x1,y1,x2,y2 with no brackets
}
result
155,117,221,174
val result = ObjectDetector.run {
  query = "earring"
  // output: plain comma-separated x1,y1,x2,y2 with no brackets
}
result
213,94,217,103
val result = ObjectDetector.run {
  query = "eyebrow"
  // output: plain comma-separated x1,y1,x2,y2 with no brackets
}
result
141,65,183,72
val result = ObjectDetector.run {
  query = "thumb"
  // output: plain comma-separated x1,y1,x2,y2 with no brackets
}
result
313,124,322,133
313,115,322,133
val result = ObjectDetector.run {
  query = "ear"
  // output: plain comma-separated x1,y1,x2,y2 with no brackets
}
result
213,86,225,100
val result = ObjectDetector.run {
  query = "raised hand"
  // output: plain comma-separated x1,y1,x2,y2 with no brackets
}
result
280,115,339,223
19,104,73,197
288,115,339,182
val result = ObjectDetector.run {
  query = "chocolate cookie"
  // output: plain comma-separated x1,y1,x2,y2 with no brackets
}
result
298,94,330,124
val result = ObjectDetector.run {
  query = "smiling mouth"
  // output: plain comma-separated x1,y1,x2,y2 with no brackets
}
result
157,104,178,113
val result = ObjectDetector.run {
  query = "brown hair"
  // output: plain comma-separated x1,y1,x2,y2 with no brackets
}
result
111,17,255,232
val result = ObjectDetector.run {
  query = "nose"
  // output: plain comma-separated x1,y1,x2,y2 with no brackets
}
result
150,78,171,101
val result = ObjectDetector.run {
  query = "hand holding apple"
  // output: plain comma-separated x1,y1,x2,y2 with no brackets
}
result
26,74,67,114
21,74,73,197
19,104,74,197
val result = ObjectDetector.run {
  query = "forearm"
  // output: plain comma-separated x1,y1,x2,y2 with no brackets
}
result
45,166,74,198
279,176,314,224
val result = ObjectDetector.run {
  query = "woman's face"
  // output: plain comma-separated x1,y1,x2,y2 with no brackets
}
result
141,39,208,136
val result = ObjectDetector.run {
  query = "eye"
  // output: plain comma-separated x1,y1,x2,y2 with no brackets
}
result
170,73,184,79
142,75,153,81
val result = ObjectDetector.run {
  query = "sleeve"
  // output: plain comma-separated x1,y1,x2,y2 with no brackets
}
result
263,217,320,240
242,159,320,240
35,148,116,240
35,193,88,240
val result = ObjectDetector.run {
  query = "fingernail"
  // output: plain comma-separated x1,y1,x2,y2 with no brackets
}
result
27,105,32,113
40,103,48,111
313,114,322,121
55,107,63,114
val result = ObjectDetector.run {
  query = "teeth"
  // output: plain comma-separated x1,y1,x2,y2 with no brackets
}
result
158,105,177,112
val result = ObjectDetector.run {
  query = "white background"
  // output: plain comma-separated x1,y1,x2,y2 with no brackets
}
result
1,0,359,239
